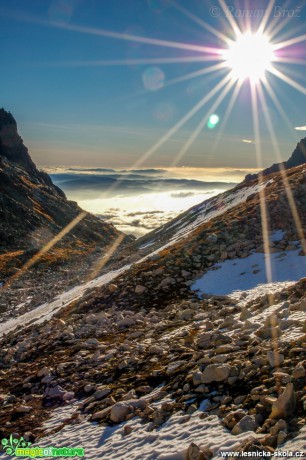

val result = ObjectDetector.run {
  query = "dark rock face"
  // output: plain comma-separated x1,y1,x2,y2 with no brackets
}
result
0,108,124,253
245,138,306,181
286,138,306,168
0,108,37,174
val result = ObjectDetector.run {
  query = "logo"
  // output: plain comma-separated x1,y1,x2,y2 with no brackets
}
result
1,435,85,458
2,435,32,456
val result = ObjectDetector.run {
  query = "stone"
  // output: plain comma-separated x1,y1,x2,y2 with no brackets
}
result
93,388,112,400
233,438,273,454
201,364,231,384
223,410,246,429
123,425,133,436
16,405,32,413
240,308,252,321
293,362,305,379
117,318,135,328
166,361,187,375
92,407,111,421
110,402,133,423
63,391,75,401
37,366,53,378
193,372,202,386
270,383,296,419
206,234,218,244
108,284,118,293
178,309,194,320
109,399,146,424
277,431,287,445
135,285,146,294
232,415,258,435
45,385,66,398
185,442,211,460
270,419,287,436
267,351,284,367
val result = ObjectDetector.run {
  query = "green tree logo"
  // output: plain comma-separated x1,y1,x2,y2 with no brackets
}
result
1,434,32,455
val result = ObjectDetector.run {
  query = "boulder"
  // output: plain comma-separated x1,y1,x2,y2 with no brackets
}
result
201,364,231,384
267,351,284,367
93,388,112,400
232,415,258,435
293,362,305,379
185,442,212,460
270,383,296,419
110,402,133,423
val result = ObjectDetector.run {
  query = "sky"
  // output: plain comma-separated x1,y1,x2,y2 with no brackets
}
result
1,0,306,170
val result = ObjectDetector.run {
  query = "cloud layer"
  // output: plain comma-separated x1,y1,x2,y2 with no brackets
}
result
49,168,238,236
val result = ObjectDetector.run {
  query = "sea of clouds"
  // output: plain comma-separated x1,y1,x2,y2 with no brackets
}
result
48,168,242,236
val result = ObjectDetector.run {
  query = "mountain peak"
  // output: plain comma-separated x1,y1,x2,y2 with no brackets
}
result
0,108,16,128
286,137,306,169
245,137,306,182
0,107,37,173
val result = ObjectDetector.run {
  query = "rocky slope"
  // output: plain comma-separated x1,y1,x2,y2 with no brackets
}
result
0,150,305,457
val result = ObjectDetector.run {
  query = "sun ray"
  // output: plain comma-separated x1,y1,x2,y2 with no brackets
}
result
273,33,306,51
51,20,224,56
119,74,233,172
3,9,225,56
263,0,292,39
263,76,299,139
257,0,276,35
43,55,225,68
208,78,244,160
250,81,273,284
268,65,306,95
274,57,306,65
163,62,227,89
170,77,236,167
2,211,87,290
87,233,126,282
86,73,233,205
171,1,232,45
218,0,242,38
257,84,306,255
3,2,306,297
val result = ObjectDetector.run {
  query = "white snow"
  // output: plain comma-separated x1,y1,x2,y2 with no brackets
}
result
229,281,296,307
192,249,306,296
269,229,285,242
33,408,263,460
7,401,303,460
147,179,272,254
0,264,130,338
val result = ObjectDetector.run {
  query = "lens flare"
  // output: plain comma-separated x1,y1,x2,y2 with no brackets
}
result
207,113,220,129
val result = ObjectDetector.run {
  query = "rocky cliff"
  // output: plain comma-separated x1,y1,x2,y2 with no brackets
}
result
245,138,306,181
0,108,127,277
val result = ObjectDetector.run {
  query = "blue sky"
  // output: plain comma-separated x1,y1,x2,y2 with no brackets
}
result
0,0,306,168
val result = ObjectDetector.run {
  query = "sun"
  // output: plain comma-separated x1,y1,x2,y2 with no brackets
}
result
224,32,275,83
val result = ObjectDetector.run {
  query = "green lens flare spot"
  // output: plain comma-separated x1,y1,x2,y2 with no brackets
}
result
207,114,220,129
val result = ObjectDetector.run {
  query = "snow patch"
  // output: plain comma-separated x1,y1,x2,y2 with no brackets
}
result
192,249,306,296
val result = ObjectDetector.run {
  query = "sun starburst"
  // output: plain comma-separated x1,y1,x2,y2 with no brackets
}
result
4,0,306,287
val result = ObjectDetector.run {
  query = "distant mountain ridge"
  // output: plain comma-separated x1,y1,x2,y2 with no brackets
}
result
245,138,306,181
